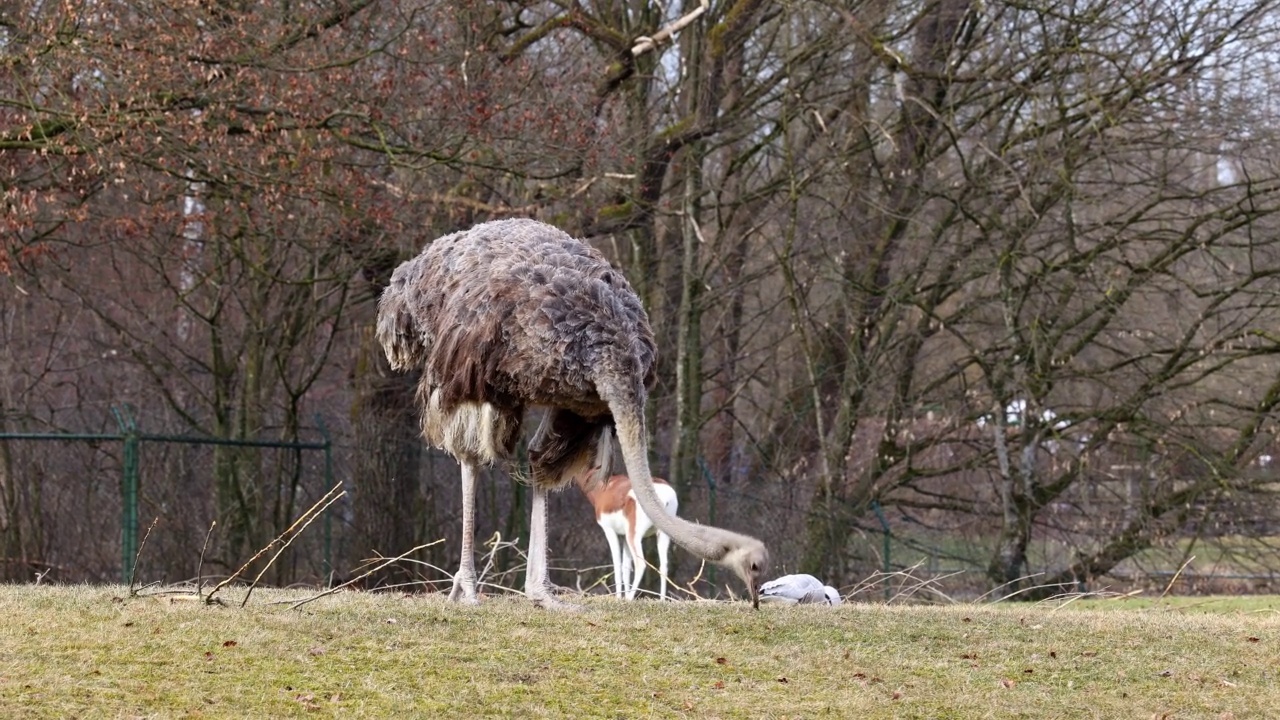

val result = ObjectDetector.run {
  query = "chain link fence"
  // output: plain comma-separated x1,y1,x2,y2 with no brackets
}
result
0,406,335,585
4,404,1270,599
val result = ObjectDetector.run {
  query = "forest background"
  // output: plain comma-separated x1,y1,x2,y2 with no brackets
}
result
5,0,1280,600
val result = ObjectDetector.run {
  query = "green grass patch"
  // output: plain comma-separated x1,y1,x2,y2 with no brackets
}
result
1120,535,1280,576
1066,593,1280,614
0,585,1277,718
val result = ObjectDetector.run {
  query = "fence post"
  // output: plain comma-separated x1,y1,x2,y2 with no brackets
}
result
316,414,334,583
112,405,140,584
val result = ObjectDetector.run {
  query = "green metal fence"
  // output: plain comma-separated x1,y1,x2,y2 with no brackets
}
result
0,406,335,583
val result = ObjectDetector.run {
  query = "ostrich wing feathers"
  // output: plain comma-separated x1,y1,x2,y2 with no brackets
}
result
378,219,655,417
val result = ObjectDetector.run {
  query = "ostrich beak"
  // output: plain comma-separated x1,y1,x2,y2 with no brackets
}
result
750,583,760,610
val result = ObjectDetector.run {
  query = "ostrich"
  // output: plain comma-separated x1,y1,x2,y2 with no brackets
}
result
759,574,843,606
376,218,769,609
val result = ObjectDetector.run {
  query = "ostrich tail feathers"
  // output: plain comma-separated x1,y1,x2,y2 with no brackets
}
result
594,424,615,485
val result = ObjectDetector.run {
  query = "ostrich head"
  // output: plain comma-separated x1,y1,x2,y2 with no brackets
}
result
720,535,770,609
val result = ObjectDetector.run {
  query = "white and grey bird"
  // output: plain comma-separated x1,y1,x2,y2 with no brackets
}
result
759,574,843,606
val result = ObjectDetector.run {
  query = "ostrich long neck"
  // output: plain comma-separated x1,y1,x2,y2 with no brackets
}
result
610,399,734,563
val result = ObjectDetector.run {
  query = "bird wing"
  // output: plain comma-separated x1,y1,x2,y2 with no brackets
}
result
760,574,825,603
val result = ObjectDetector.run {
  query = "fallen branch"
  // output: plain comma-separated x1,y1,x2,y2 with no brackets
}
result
128,517,161,597
196,520,217,603
205,482,345,606
1160,555,1196,600
240,488,346,607
286,539,444,610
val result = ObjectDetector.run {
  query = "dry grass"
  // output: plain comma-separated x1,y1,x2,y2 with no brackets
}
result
0,585,1277,718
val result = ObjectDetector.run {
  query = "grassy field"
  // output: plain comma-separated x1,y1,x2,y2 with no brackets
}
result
0,586,1277,718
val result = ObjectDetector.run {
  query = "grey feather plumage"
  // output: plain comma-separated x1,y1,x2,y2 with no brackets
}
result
760,574,842,606
377,219,655,482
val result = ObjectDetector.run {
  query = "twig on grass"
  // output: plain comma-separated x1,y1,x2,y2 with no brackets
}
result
286,540,444,610
197,520,217,602
1160,555,1196,600
677,559,713,602
1041,588,1126,612
846,561,961,605
205,482,345,606
128,517,161,597
240,488,346,608
477,531,513,588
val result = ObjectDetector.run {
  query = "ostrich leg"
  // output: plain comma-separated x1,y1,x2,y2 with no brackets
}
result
525,484,578,611
449,461,480,604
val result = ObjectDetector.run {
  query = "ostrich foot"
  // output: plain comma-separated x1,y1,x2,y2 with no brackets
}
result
529,591,582,612
527,583,581,612
448,572,480,605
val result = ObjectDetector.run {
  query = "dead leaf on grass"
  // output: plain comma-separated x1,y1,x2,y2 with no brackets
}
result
203,651,214,661
891,691,902,700
309,647,326,656
1049,650,1057,659
960,652,977,660
1246,636,1260,643
222,640,237,648
712,681,726,690
777,676,789,684
1000,678,1016,689
715,657,728,665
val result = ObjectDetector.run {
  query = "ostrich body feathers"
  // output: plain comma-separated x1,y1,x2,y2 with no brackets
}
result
377,219,656,483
